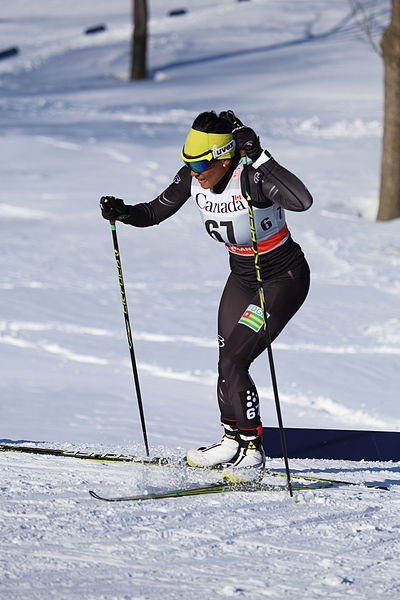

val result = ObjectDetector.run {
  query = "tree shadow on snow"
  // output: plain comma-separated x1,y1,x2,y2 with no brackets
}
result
150,6,389,78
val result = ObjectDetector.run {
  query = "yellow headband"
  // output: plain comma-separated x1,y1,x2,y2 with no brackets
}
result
181,129,235,161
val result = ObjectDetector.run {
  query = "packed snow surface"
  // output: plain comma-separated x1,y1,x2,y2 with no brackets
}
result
0,1,399,598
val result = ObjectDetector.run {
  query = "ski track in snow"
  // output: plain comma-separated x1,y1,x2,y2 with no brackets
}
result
0,203,53,220
1,319,399,430
2,319,400,354
1,451,400,600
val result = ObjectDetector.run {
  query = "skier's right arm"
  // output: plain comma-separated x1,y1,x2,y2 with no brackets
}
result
100,166,192,227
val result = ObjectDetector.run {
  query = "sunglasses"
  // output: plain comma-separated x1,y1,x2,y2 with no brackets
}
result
183,158,217,173
181,138,235,174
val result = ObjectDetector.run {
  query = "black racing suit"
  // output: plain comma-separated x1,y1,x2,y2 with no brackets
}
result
120,153,313,436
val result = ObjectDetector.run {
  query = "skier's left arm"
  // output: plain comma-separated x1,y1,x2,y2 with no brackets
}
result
251,154,313,212
234,126,313,212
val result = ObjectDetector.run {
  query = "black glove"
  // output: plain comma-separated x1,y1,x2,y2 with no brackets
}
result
232,126,263,162
100,196,130,222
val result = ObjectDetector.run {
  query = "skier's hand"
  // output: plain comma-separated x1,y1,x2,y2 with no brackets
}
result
100,196,129,222
232,126,263,162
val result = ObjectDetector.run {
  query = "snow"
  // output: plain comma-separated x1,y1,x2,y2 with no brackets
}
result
0,0,399,598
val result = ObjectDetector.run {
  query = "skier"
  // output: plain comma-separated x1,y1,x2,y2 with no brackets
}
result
100,110,312,478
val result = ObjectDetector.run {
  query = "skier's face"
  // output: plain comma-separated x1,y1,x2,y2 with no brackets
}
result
190,159,231,189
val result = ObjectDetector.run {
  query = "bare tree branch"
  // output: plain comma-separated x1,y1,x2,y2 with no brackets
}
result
349,0,384,56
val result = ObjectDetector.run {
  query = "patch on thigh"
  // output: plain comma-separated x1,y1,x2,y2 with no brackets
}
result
238,303,266,332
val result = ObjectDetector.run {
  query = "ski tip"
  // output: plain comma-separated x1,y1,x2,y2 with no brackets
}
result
89,490,104,500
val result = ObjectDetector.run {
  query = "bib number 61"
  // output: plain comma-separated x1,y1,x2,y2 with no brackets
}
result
205,219,236,244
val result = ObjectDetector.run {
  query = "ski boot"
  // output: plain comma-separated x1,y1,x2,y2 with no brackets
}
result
186,424,239,468
222,434,265,483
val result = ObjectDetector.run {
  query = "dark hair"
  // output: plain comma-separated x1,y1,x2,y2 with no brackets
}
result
191,111,233,134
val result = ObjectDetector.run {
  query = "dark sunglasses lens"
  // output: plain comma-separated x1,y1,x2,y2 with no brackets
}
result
184,159,213,173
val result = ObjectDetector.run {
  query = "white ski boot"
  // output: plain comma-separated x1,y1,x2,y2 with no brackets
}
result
222,434,265,483
186,425,239,468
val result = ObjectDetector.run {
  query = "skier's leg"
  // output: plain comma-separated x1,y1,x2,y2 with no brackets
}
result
186,273,254,468
187,260,310,469
219,260,310,474
219,259,310,432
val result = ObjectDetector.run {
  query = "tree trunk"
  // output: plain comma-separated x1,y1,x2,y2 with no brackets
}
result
377,0,400,220
130,0,148,81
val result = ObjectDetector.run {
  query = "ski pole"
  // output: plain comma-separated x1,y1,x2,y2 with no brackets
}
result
242,156,293,497
109,221,150,456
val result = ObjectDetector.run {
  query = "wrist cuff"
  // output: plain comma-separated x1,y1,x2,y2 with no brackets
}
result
252,150,271,169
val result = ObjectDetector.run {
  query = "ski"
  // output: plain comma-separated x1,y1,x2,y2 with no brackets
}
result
0,443,169,465
264,468,390,491
89,480,332,502
1,443,389,490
